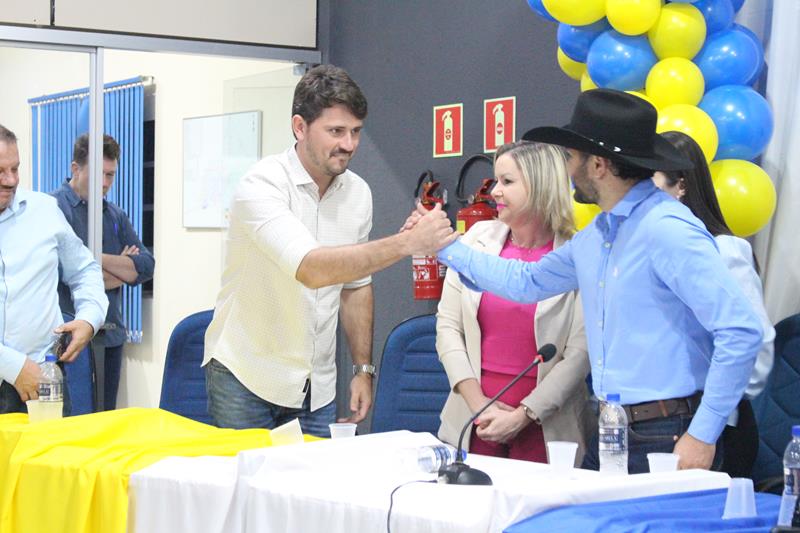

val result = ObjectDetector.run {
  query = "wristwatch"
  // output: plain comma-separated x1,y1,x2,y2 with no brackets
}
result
352,364,376,377
521,404,541,425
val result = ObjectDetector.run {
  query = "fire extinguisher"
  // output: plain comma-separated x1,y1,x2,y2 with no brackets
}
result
412,170,448,300
455,154,497,234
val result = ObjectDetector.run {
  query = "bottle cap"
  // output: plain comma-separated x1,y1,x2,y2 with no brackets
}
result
45,353,57,362
792,425,800,438
606,393,620,403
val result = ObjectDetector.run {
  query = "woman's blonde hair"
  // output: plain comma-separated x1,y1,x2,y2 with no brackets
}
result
494,141,575,239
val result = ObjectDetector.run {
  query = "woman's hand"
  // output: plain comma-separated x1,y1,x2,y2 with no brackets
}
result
474,406,531,444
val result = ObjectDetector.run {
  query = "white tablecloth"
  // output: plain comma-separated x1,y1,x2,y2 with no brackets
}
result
129,430,730,533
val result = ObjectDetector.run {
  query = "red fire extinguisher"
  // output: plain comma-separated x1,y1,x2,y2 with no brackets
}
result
455,154,497,234
412,171,448,300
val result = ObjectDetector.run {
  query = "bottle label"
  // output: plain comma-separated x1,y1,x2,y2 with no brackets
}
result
598,427,626,452
39,382,63,402
431,445,453,468
787,467,799,496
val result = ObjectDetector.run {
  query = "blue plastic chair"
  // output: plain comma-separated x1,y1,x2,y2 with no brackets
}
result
371,314,450,434
159,310,214,424
752,312,800,491
61,312,96,415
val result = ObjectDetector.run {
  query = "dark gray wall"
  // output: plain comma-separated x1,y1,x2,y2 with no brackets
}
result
324,1,579,428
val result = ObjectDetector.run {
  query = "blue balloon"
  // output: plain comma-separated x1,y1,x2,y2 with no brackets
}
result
526,0,556,22
587,31,657,91
693,0,735,34
76,97,90,134
694,26,764,90
730,0,745,12
699,85,773,160
557,19,611,63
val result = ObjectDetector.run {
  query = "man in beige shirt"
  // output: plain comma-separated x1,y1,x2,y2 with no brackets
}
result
203,65,455,437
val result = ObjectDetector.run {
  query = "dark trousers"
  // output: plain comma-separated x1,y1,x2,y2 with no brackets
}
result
581,414,724,474
102,344,124,410
0,376,71,416
721,399,759,479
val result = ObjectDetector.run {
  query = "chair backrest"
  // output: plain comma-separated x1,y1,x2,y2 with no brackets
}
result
159,310,214,424
61,312,96,415
371,314,450,434
752,312,800,485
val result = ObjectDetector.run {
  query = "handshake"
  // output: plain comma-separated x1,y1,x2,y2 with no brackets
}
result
397,203,458,256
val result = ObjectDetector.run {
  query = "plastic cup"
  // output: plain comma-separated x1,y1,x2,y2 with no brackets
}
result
722,477,757,519
547,440,578,475
26,400,63,423
647,452,680,473
270,418,304,446
328,422,357,439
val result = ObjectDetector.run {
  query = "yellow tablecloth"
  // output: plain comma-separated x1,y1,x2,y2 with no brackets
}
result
0,408,302,533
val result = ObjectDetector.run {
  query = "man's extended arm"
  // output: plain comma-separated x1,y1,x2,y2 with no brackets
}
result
295,204,456,289
338,284,374,423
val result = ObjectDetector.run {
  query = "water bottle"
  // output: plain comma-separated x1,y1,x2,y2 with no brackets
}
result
409,444,459,473
599,393,628,475
778,425,800,526
37,354,64,420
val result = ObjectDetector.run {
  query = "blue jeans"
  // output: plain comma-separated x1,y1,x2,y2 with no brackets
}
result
205,358,336,438
581,414,725,474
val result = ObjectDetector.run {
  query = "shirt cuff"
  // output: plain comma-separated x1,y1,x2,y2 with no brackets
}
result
74,307,107,337
438,239,469,269
687,403,728,444
0,345,28,385
129,253,155,284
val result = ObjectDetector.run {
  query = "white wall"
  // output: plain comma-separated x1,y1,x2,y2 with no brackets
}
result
0,46,297,407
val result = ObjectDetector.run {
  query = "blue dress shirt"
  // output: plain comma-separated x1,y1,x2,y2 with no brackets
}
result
439,179,762,444
0,189,108,385
51,182,155,347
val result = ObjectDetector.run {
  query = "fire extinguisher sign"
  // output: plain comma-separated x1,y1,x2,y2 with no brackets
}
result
483,96,516,153
433,103,463,158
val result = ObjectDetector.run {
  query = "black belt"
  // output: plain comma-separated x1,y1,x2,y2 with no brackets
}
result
622,391,703,424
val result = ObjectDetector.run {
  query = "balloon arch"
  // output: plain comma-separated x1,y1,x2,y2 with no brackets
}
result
529,0,776,236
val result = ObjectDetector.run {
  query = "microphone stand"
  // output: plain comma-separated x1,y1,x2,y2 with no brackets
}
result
438,345,555,485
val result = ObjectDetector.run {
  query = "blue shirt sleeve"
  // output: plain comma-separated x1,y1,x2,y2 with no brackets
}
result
56,208,108,334
649,215,762,443
438,238,579,303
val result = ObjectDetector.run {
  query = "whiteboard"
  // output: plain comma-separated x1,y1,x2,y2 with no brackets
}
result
182,111,261,228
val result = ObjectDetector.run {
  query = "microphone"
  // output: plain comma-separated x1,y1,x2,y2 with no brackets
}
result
438,343,558,485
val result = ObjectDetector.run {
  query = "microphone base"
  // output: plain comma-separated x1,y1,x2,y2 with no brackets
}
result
438,461,493,485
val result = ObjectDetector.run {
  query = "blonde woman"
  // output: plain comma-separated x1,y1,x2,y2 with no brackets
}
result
437,141,594,463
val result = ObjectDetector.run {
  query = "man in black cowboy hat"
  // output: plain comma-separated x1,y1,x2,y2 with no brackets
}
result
436,89,762,473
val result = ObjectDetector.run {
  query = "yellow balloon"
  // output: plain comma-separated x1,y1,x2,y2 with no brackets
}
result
657,104,718,162
626,90,658,112
581,71,598,92
645,57,705,108
557,47,587,81
573,199,602,230
710,159,777,237
543,0,605,25
647,3,706,59
606,0,662,35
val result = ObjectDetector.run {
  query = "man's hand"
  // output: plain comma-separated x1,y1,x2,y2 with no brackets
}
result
673,432,716,470
54,319,95,362
402,203,457,255
338,373,373,423
14,358,43,402
121,245,140,256
474,405,531,444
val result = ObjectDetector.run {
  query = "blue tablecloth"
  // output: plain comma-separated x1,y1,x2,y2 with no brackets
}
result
505,488,781,533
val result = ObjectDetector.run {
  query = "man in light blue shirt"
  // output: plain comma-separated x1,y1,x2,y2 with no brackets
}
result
437,90,762,473
0,124,107,414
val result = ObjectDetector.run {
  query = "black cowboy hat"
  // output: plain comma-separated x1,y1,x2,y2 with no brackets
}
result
523,89,692,171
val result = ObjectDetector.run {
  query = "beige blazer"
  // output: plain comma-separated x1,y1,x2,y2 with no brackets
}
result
436,220,595,464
